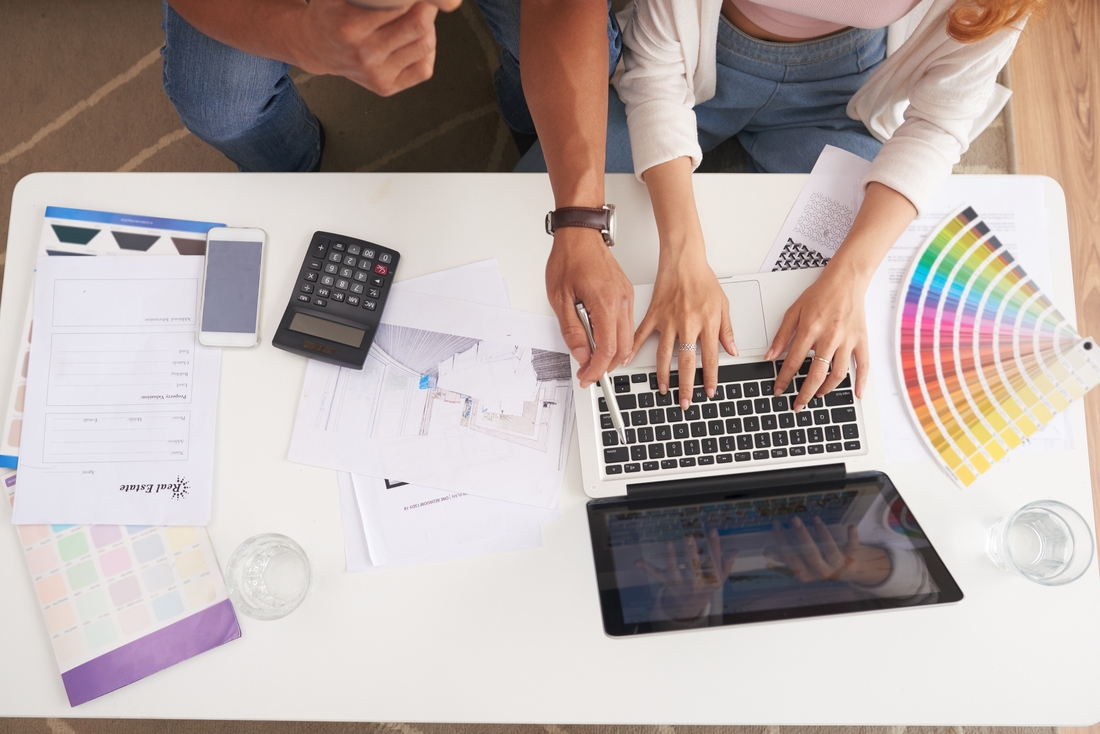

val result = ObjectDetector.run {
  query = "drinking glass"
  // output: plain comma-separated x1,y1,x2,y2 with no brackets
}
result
225,533,312,620
987,500,1094,586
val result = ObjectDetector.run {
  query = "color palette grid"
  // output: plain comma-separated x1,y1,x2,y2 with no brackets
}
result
3,469,240,706
0,207,223,468
896,205,1100,487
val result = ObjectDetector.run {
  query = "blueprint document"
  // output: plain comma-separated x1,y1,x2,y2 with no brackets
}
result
291,288,574,509
13,256,221,525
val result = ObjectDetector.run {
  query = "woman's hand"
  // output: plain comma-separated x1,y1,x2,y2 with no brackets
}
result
634,156,736,408
765,517,891,587
633,244,737,409
765,261,869,410
766,181,919,409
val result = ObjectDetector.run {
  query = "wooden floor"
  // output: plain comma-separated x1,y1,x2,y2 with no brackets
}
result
1010,0,1100,731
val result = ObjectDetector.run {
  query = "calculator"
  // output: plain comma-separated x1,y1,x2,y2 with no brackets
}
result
272,231,399,369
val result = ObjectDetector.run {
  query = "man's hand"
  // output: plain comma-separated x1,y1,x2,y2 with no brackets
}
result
168,0,461,99
545,227,634,387
291,0,460,97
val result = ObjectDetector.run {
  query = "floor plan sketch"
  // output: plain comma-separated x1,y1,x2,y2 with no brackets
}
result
291,293,575,508
309,324,572,472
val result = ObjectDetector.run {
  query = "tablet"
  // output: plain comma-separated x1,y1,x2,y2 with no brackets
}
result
587,469,962,636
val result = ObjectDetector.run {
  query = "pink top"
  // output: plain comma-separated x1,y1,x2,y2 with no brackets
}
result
730,0,922,39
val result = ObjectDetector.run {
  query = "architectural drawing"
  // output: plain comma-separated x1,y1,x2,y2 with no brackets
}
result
317,324,573,471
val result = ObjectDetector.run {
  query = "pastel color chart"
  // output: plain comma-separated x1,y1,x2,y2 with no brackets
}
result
896,206,1100,487
3,470,240,706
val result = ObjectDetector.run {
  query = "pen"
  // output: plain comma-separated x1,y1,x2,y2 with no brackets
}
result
575,303,627,445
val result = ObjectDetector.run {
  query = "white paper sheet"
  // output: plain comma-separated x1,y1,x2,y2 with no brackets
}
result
13,256,221,525
336,473,544,571
291,292,573,509
354,474,559,565
330,260,559,568
761,146,870,272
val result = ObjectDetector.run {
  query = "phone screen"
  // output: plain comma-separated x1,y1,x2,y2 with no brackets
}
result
202,239,263,334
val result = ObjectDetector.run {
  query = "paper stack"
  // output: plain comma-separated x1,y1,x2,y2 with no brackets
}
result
287,261,572,570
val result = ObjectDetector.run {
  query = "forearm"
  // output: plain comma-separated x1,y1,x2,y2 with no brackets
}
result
520,0,609,208
167,0,307,64
827,182,918,289
642,157,705,260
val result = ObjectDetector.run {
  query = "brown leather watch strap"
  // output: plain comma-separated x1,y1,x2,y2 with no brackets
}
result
545,205,615,245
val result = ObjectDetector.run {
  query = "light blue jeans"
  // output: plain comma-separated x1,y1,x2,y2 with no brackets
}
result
160,1,622,172
517,21,887,173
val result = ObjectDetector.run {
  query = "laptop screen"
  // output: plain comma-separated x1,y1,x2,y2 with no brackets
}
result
587,470,962,636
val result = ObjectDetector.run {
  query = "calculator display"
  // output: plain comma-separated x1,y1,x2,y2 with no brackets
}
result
272,231,398,369
288,312,365,348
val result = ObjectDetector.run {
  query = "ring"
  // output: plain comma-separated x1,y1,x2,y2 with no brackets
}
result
813,355,832,366
678,343,697,352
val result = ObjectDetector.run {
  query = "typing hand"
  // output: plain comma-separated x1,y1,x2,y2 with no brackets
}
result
765,517,891,587
546,227,634,387
632,244,736,409
292,0,461,98
636,528,739,622
765,264,869,410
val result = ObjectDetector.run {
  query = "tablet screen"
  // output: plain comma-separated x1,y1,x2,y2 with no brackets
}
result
587,471,962,636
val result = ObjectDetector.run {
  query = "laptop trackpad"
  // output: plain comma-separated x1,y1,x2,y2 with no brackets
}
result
631,279,768,360
724,280,768,352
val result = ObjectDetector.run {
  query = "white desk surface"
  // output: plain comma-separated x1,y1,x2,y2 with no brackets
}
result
1,173,1097,725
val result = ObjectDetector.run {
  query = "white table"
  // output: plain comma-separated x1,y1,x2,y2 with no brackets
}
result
1,173,1097,725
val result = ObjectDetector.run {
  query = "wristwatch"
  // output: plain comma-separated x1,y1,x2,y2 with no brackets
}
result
544,205,617,246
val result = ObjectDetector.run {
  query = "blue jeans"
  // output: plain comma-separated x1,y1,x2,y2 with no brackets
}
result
518,21,886,173
161,0,321,172
160,0,622,171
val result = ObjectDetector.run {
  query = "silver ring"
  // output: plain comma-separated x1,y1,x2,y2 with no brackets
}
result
813,355,832,366
678,343,697,352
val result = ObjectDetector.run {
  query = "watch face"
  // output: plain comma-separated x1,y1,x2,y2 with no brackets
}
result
605,204,617,246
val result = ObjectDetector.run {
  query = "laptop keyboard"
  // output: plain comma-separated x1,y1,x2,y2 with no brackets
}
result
597,358,866,477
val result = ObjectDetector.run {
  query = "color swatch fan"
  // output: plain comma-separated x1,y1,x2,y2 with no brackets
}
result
896,205,1100,487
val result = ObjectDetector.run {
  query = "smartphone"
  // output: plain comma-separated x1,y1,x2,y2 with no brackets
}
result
199,227,266,347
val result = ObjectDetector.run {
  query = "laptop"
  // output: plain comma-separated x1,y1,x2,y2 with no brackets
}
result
574,269,961,636
575,268,871,499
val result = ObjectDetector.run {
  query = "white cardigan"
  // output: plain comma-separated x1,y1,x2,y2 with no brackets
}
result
614,0,1023,213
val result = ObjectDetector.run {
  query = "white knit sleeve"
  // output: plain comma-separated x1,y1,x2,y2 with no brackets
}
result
615,0,704,180
864,26,1021,213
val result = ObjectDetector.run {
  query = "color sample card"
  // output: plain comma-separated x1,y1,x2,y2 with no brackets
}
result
3,469,240,706
896,206,1100,487
0,207,222,470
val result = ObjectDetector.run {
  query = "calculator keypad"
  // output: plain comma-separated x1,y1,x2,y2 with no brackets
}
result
294,235,397,319
276,231,401,369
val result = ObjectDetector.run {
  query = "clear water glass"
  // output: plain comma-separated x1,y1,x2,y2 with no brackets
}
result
226,533,312,620
987,500,1095,586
